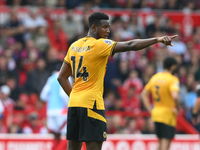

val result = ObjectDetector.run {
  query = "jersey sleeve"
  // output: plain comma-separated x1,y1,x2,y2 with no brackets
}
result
64,49,71,65
96,39,117,57
170,78,180,92
144,78,152,92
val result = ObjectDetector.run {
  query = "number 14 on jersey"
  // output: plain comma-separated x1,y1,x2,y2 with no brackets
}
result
71,56,89,82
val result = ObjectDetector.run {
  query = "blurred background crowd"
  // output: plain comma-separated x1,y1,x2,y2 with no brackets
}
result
0,0,200,135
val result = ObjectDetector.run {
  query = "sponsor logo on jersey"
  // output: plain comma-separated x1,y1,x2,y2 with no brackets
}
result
104,39,113,46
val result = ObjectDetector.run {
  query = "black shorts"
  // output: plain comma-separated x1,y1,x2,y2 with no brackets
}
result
155,122,175,139
67,107,107,142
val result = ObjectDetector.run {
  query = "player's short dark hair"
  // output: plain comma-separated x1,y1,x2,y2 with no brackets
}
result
88,12,109,27
163,57,177,70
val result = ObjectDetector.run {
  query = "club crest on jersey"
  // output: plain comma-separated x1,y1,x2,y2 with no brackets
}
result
104,39,113,46
103,132,107,138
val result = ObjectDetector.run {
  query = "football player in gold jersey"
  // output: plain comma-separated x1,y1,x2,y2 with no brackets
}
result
141,57,180,150
192,84,200,126
57,12,178,150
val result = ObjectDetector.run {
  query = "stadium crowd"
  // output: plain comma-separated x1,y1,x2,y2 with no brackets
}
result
0,0,200,134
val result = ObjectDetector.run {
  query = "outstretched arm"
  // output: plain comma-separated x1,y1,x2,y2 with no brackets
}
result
113,35,178,54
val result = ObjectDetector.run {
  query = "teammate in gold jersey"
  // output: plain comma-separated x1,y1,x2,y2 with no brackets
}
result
57,11,178,150
141,57,180,150
192,84,200,126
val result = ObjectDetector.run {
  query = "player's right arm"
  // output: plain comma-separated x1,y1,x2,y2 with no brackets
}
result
112,35,178,54
57,62,72,97
141,79,153,113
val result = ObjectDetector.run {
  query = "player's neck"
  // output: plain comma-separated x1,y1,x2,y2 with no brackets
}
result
163,69,172,74
87,31,98,39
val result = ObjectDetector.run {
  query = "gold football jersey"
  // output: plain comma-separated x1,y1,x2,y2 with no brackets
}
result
144,72,180,127
64,36,117,110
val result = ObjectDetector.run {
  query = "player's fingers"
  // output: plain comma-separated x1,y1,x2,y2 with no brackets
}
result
170,35,178,39
166,36,171,45
170,43,173,46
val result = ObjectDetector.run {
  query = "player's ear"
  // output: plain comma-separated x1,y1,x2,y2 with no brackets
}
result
91,24,96,32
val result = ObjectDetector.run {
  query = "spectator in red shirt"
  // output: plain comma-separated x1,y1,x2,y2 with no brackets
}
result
119,84,141,112
22,111,48,134
47,19,68,60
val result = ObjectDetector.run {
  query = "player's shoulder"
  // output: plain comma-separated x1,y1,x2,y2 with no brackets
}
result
71,38,84,46
151,72,161,78
170,74,179,81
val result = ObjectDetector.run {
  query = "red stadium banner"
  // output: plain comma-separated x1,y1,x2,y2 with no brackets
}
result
0,7,199,26
0,134,199,150
0,7,199,37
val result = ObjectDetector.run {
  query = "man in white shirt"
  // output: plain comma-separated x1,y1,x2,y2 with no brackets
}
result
40,72,72,150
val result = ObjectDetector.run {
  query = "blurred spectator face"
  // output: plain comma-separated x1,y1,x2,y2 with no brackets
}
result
179,66,187,78
38,26,47,35
0,85,11,100
190,52,199,66
12,0,22,6
155,0,165,9
9,124,21,133
15,42,23,52
53,20,61,30
29,8,39,19
28,50,38,62
138,56,148,69
119,60,129,73
114,98,123,110
112,32,121,42
127,86,135,98
10,11,18,22
130,14,138,25
4,49,13,61
145,65,155,77
66,9,74,20
186,73,195,90
7,38,16,51
37,0,45,6
94,0,102,6
57,0,66,7
0,56,8,71
128,119,137,131
29,113,38,127
187,2,195,10
47,48,58,61
174,54,183,65
155,50,164,62
174,23,181,34
26,40,35,50
43,6,52,18
36,58,46,70
168,0,177,7
6,77,17,90
112,115,122,129
129,70,138,79
121,15,130,29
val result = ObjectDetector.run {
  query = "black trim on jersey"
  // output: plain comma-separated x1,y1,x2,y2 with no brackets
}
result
64,60,71,66
110,42,117,57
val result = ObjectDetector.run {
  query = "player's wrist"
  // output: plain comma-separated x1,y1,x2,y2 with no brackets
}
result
155,37,159,43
